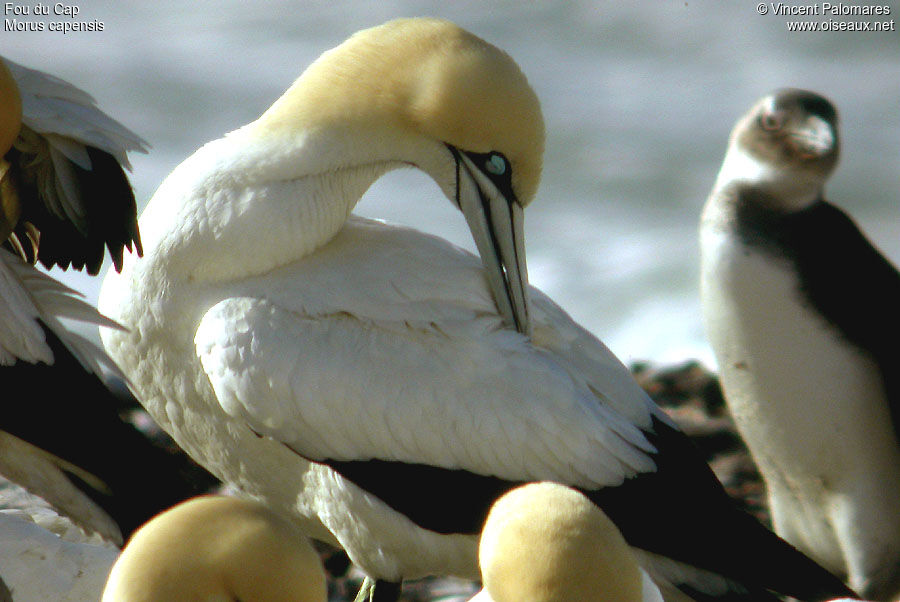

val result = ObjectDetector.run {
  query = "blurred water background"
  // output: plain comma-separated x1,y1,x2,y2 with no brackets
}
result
4,0,899,367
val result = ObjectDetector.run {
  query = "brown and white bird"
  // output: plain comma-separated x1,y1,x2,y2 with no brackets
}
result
701,88,900,600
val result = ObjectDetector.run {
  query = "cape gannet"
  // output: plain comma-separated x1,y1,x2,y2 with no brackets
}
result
471,482,663,602
701,88,900,600
0,56,217,545
102,496,327,602
99,19,858,601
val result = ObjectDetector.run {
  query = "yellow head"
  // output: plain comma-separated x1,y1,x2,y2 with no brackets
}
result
102,496,326,602
254,17,544,207
479,482,644,602
228,18,543,334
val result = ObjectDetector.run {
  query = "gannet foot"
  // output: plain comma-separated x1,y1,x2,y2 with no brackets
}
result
353,577,401,602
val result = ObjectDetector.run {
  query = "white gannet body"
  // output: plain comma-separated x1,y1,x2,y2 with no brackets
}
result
102,496,326,602
100,19,856,602
473,482,664,602
701,89,900,600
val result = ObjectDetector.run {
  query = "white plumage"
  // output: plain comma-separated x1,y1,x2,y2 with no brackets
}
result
0,507,117,602
193,219,657,487
0,247,122,371
100,20,856,601
100,16,661,585
102,169,663,580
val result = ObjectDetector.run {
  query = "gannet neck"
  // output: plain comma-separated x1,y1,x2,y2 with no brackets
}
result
138,132,399,283
0,58,22,156
139,17,545,288
132,17,544,335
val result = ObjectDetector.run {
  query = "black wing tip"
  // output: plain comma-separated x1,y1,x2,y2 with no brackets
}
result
18,146,142,274
588,416,859,601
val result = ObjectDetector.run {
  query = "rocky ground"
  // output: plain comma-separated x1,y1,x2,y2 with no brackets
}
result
632,360,769,526
0,361,769,602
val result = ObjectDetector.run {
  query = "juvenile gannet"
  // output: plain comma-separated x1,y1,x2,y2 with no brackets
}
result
100,19,857,601
700,88,900,600
102,496,327,602
0,56,217,545
471,482,663,602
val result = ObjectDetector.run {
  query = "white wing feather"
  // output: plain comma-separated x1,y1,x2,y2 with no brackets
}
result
0,509,117,602
0,248,124,376
2,56,148,232
5,58,148,167
195,217,665,490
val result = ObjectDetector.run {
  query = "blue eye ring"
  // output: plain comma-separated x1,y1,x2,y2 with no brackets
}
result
485,153,507,176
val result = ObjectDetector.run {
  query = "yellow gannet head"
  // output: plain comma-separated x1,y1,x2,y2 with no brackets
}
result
251,18,545,335
479,482,645,602
101,496,327,602
0,58,22,156
256,17,544,206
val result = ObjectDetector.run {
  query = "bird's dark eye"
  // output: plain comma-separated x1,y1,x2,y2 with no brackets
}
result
484,153,507,176
759,112,784,131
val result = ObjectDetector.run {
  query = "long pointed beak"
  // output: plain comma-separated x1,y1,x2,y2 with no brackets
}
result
454,151,531,337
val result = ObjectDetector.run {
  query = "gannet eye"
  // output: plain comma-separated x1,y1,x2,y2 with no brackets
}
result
456,148,517,203
759,112,784,131
485,153,507,176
